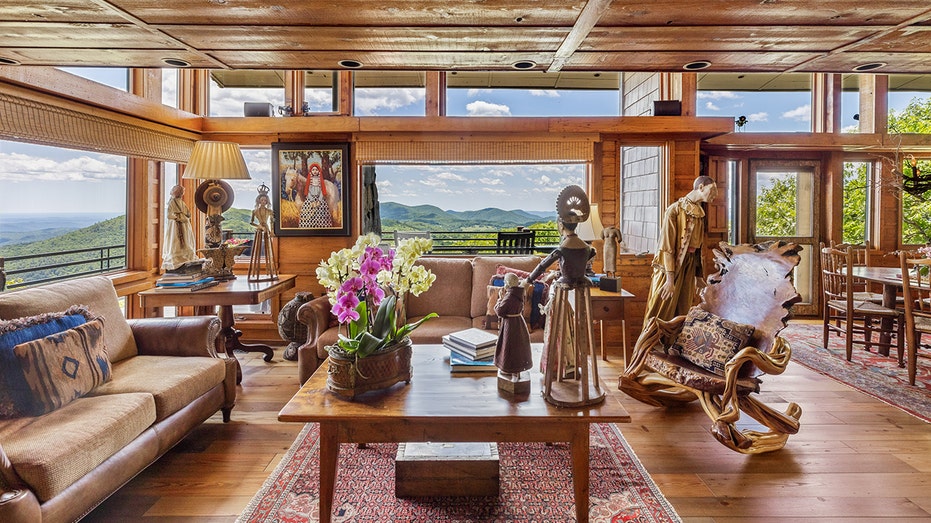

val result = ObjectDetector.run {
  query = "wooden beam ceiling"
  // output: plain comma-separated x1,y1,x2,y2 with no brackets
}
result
0,1,930,74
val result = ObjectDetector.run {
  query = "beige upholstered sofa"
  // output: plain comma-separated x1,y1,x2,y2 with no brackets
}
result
0,276,236,523
296,255,548,384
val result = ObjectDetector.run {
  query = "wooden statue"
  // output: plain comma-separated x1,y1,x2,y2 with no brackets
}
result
620,241,803,454
494,273,533,395
248,184,279,282
525,185,604,407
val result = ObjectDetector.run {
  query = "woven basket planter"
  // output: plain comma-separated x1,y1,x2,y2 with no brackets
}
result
325,337,413,398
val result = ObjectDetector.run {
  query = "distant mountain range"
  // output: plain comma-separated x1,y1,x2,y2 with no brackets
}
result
380,202,556,230
0,203,556,252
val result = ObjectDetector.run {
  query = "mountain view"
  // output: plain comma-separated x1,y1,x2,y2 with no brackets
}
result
0,203,557,288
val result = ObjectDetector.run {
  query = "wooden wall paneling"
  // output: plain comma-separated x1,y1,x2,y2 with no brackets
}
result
425,72,446,117
873,157,901,254
706,156,729,234
813,73,842,134
858,74,889,135
338,71,353,116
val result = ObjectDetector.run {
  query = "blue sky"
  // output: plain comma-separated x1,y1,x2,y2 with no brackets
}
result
0,67,927,215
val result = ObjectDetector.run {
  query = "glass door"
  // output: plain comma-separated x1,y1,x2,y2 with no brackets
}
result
748,160,820,316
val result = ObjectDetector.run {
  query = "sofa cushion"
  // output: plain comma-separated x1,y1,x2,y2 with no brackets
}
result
1,318,112,418
669,308,755,376
0,306,95,418
470,256,542,319
88,355,226,421
0,276,138,362
0,392,156,502
408,257,473,319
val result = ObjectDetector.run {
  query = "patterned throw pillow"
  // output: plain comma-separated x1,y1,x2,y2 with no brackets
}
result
0,305,94,418
669,308,755,376
1,317,111,418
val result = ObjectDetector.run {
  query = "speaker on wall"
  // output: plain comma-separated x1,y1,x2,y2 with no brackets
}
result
653,100,682,116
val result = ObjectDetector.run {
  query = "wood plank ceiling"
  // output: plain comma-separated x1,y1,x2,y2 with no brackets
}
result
0,1,930,74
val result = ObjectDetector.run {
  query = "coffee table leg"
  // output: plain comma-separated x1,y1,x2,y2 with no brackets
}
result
571,424,590,523
319,422,339,523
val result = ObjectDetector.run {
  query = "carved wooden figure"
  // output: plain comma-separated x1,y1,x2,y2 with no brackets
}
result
619,241,803,454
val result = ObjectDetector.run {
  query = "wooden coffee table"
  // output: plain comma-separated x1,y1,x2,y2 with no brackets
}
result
278,344,631,523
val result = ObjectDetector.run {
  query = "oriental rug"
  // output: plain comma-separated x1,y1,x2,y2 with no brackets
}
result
781,322,931,423
238,423,681,523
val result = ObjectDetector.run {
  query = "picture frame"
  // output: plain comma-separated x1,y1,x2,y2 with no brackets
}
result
272,142,350,237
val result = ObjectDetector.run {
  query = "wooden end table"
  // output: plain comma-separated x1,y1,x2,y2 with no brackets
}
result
139,274,296,383
590,287,635,363
279,344,631,523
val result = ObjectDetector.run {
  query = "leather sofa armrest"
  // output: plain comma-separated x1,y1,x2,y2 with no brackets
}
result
128,316,222,358
0,444,41,523
296,296,333,385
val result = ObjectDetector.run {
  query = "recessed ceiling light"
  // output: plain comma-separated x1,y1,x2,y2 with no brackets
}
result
683,60,712,71
338,59,363,69
161,58,191,67
511,60,536,70
0,56,21,65
852,62,886,72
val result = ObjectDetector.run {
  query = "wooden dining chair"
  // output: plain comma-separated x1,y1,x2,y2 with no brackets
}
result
829,242,883,303
821,244,904,362
898,251,931,385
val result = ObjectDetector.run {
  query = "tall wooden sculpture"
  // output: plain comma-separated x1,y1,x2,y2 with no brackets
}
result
525,186,604,407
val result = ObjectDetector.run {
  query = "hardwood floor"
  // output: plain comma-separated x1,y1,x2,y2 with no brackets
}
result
85,334,931,522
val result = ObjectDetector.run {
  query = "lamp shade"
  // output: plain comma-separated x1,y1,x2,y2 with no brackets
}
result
576,204,604,241
182,141,251,180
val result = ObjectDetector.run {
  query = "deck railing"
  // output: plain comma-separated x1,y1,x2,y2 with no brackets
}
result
0,229,560,291
0,244,125,291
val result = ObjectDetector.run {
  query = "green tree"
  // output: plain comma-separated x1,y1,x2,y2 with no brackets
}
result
842,162,868,244
890,96,931,244
755,174,797,237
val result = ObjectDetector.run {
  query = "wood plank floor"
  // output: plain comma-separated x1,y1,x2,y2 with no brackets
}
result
84,332,931,522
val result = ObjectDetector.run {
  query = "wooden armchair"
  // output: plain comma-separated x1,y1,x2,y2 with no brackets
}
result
619,241,803,454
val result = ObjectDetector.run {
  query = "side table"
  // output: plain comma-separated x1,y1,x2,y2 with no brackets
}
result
589,287,635,363
139,274,296,383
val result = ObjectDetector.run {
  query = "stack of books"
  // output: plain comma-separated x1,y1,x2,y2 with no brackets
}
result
443,328,498,373
155,272,218,292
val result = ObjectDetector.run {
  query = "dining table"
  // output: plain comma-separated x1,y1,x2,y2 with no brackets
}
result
851,266,905,356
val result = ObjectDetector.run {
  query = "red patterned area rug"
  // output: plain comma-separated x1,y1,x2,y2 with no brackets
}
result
238,423,681,523
781,322,931,422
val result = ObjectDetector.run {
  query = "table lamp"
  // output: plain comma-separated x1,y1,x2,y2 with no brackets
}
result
575,203,604,276
182,141,251,248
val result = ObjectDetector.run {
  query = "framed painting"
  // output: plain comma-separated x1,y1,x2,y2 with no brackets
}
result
272,142,350,236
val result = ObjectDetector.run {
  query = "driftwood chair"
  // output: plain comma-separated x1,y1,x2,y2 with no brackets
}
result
620,241,803,454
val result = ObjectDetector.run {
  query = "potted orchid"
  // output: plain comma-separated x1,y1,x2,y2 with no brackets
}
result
316,233,437,371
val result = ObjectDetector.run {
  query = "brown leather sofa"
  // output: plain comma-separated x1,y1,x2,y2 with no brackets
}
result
0,276,237,523
296,255,548,384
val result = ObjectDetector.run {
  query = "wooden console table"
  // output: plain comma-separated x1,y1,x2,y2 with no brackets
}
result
590,286,635,363
279,344,630,523
139,274,296,382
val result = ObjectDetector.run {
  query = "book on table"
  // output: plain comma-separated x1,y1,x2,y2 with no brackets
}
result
154,277,218,292
449,351,497,373
447,328,498,349
157,272,207,282
442,335,496,360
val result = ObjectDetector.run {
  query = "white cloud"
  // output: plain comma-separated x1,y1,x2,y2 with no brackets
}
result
782,104,811,122
529,90,560,98
353,88,425,116
705,101,720,111
209,87,283,117
748,112,769,122
435,172,467,182
466,100,511,116
697,91,740,100
478,177,504,186
0,151,125,182
467,88,492,97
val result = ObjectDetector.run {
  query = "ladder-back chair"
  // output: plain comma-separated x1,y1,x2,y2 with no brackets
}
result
822,244,903,363
496,230,535,254
620,241,802,454
899,251,931,385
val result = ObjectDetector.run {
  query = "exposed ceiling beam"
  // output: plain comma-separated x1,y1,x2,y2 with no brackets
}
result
547,0,614,73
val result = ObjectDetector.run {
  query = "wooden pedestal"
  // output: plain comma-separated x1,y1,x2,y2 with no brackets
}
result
395,442,499,497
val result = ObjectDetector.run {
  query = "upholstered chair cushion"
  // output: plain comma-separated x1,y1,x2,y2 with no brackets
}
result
670,307,755,376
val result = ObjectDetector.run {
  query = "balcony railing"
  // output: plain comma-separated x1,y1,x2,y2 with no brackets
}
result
0,244,126,291
0,229,559,291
